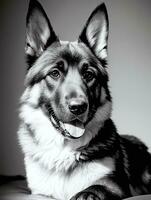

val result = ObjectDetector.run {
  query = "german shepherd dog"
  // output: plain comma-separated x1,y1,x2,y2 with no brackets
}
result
18,0,151,199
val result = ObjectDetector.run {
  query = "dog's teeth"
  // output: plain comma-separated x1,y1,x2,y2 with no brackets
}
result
64,123,85,138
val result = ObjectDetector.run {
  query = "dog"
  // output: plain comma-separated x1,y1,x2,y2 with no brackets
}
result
18,0,151,199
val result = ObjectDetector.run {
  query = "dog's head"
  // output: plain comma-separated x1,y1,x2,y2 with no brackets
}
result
24,0,112,139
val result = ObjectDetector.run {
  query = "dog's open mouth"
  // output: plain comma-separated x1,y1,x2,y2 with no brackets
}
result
51,116,85,139
63,119,85,139
43,103,85,139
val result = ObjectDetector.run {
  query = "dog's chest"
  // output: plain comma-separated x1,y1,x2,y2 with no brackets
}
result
26,155,114,200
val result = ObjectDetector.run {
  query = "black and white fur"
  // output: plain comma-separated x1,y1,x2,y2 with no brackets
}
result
18,0,151,199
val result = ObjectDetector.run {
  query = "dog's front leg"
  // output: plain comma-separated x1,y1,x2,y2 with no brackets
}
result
70,185,122,200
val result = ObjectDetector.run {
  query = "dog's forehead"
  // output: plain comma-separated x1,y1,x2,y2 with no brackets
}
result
59,41,93,65
60,40,85,54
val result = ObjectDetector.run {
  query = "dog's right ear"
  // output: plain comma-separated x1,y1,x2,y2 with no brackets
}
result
25,0,58,66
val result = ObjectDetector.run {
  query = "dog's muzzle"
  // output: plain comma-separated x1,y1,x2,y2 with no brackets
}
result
43,103,85,140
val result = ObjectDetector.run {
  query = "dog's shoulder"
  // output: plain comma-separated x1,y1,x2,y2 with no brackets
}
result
121,135,148,149
120,134,151,194
120,134,149,156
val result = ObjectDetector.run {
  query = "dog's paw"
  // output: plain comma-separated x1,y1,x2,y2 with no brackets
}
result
70,192,100,200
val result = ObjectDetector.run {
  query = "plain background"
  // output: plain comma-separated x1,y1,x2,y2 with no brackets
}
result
0,0,151,175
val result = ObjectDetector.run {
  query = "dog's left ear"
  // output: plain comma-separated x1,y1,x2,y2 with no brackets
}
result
79,3,108,60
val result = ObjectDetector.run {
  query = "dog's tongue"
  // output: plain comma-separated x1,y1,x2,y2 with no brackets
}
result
64,121,85,138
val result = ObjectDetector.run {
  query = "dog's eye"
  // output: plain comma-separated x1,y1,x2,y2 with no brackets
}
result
49,69,60,79
82,63,89,70
82,70,95,82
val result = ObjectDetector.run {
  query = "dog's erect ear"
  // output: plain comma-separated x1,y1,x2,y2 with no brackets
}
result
79,3,108,60
25,0,58,59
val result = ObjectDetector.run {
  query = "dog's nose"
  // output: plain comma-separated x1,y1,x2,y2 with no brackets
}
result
69,99,88,115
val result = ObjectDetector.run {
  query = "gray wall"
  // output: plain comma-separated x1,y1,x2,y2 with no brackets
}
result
0,0,151,175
